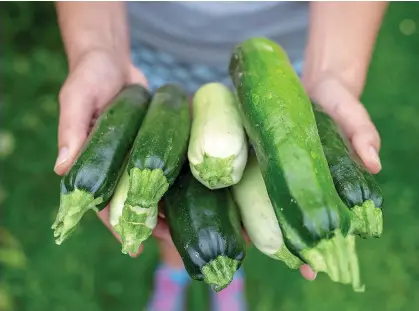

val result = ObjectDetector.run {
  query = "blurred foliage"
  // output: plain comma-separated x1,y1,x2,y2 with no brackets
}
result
2,2,419,311
0,283,14,311
1,2,64,52
0,228,26,311
0,228,27,269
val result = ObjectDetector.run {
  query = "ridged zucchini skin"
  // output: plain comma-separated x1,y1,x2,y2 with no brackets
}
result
229,37,363,291
163,167,246,292
52,84,151,245
116,84,191,254
313,105,383,238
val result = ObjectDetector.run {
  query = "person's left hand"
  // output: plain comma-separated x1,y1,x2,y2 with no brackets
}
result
305,76,382,174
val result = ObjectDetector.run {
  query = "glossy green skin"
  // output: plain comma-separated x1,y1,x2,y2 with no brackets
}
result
313,106,383,209
228,37,351,254
62,85,151,210
163,168,246,280
127,84,191,185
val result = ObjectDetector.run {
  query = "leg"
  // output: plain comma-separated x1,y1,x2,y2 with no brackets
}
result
210,267,248,311
158,236,184,268
146,238,191,311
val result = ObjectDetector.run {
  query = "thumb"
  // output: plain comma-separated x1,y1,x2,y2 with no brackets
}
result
54,75,95,175
300,264,317,281
127,64,149,88
312,79,382,174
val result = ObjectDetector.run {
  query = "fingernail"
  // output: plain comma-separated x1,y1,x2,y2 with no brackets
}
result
369,146,381,170
300,264,317,281
129,245,143,258
129,251,140,258
54,147,69,170
158,211,166,219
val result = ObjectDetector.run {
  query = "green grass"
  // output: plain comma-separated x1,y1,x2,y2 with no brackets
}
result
2,2,419,310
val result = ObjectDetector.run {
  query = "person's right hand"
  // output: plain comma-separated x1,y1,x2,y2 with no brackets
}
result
53,49,165,256
54,49,148,176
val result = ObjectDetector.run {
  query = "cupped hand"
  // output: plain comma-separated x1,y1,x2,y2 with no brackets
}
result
54,49,147,175
54,48,152,254
306,76,382,174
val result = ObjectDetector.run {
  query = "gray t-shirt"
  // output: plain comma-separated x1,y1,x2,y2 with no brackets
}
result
127,1,309,69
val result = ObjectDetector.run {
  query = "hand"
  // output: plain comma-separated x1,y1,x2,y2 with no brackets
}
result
306,76,382,174
53,49,158,255
54,49,147,175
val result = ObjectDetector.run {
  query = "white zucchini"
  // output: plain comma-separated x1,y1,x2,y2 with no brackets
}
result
188,82,248,189
109,168,129,229
231,153,302,269
109,165,157,255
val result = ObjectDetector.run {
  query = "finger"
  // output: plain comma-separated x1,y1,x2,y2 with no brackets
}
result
351,128,381,174
157,200,166,219
241,228,252,245
335,103,381,174
97,205,144,258
54,75,96,175
152,216,171,241
127,64,149,88
313,79,382,174
152,201,172,241
299,264,317,281
97,206,122,243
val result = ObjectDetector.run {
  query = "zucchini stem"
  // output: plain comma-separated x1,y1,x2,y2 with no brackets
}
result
116,167,168,254
114,203,158,254
202,255,240,292
271,246,303,269
301,229,364,292
126,168,169,208
350,200,383,238
191,153,236,189
52,188,103,245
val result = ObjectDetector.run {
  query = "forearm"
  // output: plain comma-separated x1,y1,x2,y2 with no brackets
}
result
55,2,130,70
302,1,388,97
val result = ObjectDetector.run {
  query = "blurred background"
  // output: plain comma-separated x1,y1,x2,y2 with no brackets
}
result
1,2,419,311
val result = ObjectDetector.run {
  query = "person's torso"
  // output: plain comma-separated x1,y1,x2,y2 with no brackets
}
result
127,1,309,68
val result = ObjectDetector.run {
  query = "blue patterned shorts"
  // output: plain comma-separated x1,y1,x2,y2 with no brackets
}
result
131,43,303,94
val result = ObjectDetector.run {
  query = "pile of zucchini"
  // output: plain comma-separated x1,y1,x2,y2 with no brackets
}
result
51,37,383,293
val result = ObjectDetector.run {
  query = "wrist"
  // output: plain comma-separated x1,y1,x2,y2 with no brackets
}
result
301,48,368,100
56,2,130,71
66,43,130,74
301,2,387,99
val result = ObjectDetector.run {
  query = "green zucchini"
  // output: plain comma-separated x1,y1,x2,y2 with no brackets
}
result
229,37,363,291
163,167,246,292
231,152,302,269
313,105,383,238
52,85,151,245
188,82,248,189
116,84,191,254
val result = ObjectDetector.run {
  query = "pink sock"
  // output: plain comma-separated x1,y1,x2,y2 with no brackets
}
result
146,264,190,311
211,268,248,311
